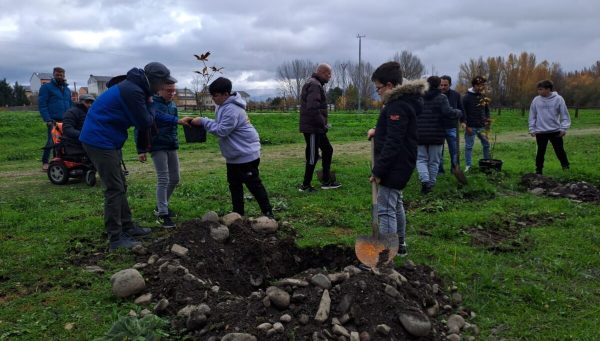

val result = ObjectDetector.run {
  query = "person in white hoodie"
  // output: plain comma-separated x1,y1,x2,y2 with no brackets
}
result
528,80,571,175
184,77,274,218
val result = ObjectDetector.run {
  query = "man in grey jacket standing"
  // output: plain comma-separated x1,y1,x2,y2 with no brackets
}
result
528,80,571,175
299,63,341,192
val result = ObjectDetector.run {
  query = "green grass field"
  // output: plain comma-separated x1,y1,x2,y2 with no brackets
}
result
1,109,599,340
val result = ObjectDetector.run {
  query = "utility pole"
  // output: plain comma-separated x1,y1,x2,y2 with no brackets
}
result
356,34,365,112
340,62,348,108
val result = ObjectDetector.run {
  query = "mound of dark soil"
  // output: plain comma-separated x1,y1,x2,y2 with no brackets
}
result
131,219,479,340
521,173,600,203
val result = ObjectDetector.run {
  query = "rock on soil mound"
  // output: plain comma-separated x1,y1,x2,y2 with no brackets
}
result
521,173,600,203
125,217,479,340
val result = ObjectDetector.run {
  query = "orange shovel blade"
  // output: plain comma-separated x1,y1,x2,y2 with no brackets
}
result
355,236,394,269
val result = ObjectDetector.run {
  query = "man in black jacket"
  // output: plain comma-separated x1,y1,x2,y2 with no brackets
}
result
438,75,463,173
367,61,425,257
461,76,491,172
62,94,95,155
299,63,341,192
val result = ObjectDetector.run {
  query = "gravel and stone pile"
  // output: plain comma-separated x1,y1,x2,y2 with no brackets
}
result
107,212,480,340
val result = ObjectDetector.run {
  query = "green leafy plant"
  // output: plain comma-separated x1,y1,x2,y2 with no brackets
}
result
95,314,169,341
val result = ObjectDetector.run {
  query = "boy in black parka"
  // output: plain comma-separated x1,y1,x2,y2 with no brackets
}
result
367,62,426,257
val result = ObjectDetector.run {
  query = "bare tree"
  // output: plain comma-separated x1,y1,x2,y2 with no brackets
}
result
348,61,376,109
457,57,489,92
332,60,351,91
392,50,425,80
276,59,316,104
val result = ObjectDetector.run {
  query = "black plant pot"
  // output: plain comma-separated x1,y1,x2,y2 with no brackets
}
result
183,125,207,143
479,159,503,173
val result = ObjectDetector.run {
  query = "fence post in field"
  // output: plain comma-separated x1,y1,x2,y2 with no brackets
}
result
497,107,501,116
521,107,525,117
575,107,579,118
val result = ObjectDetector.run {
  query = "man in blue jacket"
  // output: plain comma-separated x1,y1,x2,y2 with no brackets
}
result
80,62,188,250
39,67,72,171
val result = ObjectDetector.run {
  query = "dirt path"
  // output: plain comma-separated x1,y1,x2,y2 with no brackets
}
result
2,127,599,186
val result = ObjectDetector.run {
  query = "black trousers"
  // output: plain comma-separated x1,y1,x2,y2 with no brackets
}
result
83,143,132,241
535,132,569,172
226,158,272,216
303,132,333,186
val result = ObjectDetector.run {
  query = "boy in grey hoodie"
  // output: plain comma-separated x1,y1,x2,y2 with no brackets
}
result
185,77,273,217
528,80,571,174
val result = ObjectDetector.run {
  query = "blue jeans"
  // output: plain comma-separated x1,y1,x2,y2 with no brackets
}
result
464,127,490,166
151,150,180,216
417,144,443,184
440,128,458,171
377,185,406,244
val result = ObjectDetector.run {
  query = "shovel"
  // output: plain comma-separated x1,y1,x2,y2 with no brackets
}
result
354,139,399,269
452,121,467,185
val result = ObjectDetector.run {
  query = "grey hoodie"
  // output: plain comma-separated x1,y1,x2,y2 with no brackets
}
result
201,92,261,164
528,91,571,134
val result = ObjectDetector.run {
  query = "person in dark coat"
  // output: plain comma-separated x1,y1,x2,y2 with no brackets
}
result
417,76,461,193
39,67,72,171
62,94,95,155
367,61,425,258
438,75,463,173
298,63,341,192
80,62,189,251
461,76,491,172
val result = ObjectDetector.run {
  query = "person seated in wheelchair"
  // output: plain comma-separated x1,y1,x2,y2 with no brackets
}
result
61,94,95,158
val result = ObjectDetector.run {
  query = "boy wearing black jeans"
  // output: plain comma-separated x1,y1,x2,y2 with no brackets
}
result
528,80,571,174
184,77,273,217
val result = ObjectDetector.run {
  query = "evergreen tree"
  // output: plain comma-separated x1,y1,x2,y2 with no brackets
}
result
0,79,14,106
13,82,30,106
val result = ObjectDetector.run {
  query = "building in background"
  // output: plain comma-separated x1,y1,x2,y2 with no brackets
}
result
87,75,113,96
29,72,53,94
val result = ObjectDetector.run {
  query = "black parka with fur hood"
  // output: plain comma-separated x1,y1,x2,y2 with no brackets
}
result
372,79,426,190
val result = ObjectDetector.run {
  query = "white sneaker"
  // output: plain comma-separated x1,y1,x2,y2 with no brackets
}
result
464,166,471,172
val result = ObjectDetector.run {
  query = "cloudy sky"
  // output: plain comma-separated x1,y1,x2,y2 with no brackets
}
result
1,0,598,97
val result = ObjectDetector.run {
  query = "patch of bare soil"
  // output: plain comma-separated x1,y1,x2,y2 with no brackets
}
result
465,214,562,253
520,173,600,204
128,219,479,340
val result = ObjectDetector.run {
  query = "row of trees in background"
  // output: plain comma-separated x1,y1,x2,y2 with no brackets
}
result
274,51,425,111
457,52,600,107
274,51,600,110
0,79,30,106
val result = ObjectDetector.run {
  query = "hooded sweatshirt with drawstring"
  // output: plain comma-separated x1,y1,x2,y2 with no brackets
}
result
528,91,571,134
200,92,261,164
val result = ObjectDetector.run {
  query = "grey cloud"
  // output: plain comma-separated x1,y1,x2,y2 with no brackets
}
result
1,0,599,95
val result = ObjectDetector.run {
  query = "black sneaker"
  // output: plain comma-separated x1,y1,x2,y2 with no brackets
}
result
299,184,317,193
157,215,176,228
154,207,177,218
109,235,141,251
397,243,408,258
321,181,341,190
122,224,152,237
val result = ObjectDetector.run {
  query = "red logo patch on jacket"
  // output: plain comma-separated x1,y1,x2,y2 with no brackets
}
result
389,114,401,121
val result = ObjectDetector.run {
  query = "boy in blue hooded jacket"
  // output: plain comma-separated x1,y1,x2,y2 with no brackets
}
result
80,62,189,250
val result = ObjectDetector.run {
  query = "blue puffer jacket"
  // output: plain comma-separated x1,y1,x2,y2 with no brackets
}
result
80,68,177,150
136,96,179,152
38,79,72,122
